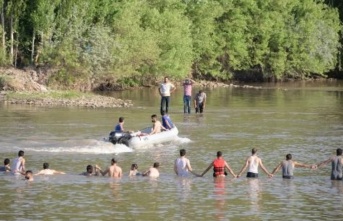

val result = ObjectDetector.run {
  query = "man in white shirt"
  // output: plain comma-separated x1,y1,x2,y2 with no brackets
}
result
174,149,199,177
158,76,176,115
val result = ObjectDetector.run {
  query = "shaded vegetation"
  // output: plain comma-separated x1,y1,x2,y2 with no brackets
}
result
0,0,341,89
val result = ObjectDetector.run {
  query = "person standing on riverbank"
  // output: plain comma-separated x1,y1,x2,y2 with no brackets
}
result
271,154,316,179
316,148,343,180
200,151,237,178
237,148,273,178
194,90,206,114
158,77,176,115
11,150,26,175
183,78,195,114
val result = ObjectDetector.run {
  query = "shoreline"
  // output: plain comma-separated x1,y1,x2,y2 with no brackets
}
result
1,91,133,108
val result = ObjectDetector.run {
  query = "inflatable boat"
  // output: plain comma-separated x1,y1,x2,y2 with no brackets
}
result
108,126,179,149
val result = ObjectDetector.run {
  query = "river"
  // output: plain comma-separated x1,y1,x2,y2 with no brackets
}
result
0,81,342,220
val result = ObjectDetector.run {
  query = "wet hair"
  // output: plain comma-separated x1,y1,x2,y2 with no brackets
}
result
86,165,93,173
119,117,124,123
286,154,292,160
25,170,33,180
151,114,157,119
111,158,117,165
217,151,222,157
337,148,342,156
18,150,24,157
131,163,138,170
4,158,10,165
252,148,258,155
180,149,186,157
153,162,159,168
43,163,49,169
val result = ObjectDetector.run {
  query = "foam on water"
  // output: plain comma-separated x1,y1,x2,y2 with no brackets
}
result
24,139,133,154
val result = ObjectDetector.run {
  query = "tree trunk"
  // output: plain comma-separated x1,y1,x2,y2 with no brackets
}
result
1,2,5,56
14,31,18,67
31,28,35,64
10,14,13,65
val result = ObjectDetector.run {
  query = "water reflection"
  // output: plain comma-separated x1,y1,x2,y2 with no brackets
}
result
213,177,227,221
175,177,192,203
247,178,261,214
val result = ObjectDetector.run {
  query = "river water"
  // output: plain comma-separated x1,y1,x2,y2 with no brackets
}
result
0,81,342,220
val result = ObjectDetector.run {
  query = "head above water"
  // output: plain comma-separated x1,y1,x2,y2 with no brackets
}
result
336,148,342,156
217,151,222,158
286,154,292,160
119,117,124,123
43,162,49,169
18,150,24,157
111,158,117,165
86,165,93,174
131,163,138,170
25,170,33,180
252,148,258,155
153,162,159,168
180,149,186,157
4,158,10,165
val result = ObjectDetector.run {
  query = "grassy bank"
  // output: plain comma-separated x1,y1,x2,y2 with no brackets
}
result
3,91,133,108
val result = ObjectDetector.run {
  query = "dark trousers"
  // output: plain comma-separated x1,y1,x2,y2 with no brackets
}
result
247,172,258,178
183,95,191,114
160,96,170,115
195,102,204,113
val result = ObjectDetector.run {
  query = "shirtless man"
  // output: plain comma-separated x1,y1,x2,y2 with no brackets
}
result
271,153,316,179
97,158,122,178
174,149,199,177
237,148,273,178
142,162,160,178
0,158,11,172
11,150,26,175
316,148,343,180
150,114,166,135
35,163,65,175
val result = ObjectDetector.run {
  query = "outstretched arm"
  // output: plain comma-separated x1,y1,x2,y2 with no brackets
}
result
173,160,178,175
259,160,273,177
294,161,316,169
271,162,282,175
186,160,200,176
200,163,213,177
316,158,332,168
225,162,237,178
237,158,249,177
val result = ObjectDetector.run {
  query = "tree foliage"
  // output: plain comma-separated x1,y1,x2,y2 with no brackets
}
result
0,0,341,88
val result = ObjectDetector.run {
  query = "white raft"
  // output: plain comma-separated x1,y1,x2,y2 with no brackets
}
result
128,126,179,149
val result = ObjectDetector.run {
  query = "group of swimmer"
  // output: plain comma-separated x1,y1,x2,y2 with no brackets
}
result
1,147,343,182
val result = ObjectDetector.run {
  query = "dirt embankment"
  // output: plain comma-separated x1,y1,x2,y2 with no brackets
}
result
0,68,133,108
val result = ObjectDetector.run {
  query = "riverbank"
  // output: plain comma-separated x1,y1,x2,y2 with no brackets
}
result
1,91,132,108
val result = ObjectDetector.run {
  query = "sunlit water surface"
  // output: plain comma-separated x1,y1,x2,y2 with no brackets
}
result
0,81,343,220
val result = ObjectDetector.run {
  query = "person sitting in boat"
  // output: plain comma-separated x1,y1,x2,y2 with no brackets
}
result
114,117,133,133
150,114,167,135
161,110,174,130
